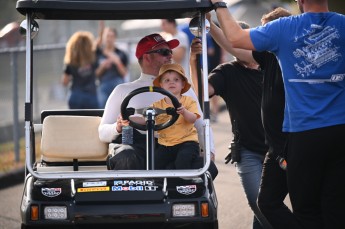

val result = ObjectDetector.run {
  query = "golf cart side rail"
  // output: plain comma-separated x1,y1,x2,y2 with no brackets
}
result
16,0,214,20
19,0,212,180
27,167,211,179
31,109,211,179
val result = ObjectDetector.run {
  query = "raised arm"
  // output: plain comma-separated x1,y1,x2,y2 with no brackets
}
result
96,20,105,48
207,13,256,64
210,0,255,50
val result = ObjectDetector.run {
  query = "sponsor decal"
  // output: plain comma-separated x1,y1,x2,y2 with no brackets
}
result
176,185,197,195
112,186,144,191
145,186,158,191
41,188,62,197
112,180,158,192
77,186,110,192
83,181,107,187
113,180,154,186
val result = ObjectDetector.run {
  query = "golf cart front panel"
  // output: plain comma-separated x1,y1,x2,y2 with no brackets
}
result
22,175,217,228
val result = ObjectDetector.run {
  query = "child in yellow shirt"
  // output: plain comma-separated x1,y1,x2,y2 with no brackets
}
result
152,63,200,169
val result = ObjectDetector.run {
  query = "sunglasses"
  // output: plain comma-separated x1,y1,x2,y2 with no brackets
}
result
145,48,173,56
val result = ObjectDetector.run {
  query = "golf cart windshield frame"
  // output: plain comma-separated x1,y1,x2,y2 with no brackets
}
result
17,0,211,180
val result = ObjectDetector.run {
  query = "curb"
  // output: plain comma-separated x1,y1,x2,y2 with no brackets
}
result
0,167,25,190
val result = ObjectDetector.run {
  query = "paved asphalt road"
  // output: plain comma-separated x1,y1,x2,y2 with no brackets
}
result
0,110,290,229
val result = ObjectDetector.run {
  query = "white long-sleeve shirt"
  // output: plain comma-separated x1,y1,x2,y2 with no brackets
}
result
98,72,215,154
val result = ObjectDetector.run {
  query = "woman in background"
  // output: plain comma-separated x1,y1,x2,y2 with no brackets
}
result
62,31,99,109
96,21,128,108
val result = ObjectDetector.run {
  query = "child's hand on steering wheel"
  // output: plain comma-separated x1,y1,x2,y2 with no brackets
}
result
176,106,186,115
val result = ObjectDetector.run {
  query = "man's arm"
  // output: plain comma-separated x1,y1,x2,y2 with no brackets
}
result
98,86,123,142
207,14,256,64
210,0,256,50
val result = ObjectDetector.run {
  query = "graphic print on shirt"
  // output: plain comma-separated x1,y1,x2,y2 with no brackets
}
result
291,25,343,83
78,64,93,78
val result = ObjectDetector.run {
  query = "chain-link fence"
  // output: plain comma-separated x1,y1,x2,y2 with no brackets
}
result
0,39,141,146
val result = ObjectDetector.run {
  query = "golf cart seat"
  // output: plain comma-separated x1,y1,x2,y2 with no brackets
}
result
37,115,108,172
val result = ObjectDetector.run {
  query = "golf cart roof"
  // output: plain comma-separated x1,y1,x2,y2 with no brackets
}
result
16,0,213,20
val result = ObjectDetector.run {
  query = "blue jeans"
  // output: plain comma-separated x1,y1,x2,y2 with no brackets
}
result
98,78,124,108
68,89,99,109
235,147,271,229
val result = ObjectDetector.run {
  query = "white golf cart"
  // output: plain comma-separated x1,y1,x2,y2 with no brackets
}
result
16,0,217,228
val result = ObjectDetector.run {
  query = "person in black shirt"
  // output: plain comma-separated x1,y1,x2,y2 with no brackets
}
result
191,22,271,229
62,31,99,109
207,7,302,228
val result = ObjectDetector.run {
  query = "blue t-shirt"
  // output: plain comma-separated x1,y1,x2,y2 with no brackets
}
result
250,12,345,132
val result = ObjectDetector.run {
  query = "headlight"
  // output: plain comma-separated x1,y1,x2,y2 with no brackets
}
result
44,206,67,220
172,203,195,217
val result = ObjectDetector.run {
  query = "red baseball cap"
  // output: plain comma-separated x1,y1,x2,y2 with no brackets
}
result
135,33,179,59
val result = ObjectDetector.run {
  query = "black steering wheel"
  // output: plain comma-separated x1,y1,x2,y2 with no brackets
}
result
120,86,180,131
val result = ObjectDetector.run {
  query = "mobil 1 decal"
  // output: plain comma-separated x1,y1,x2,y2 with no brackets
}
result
112,180,158,192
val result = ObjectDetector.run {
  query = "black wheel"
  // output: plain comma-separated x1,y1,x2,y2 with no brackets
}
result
120,86,180,131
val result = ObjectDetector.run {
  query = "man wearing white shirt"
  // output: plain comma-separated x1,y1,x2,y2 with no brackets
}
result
98,33,217,178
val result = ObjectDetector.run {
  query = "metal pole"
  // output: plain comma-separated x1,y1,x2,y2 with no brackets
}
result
10,51,20,162
196,15,203,110
145,111,155,170
25,14,34,173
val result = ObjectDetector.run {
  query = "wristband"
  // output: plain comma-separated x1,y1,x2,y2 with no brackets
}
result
213,2,227,11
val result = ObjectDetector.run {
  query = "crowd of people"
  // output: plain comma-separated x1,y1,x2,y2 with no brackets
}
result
209,0,345,228
61,0,345,228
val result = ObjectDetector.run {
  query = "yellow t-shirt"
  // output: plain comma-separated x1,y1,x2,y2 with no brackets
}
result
152,95,200,146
